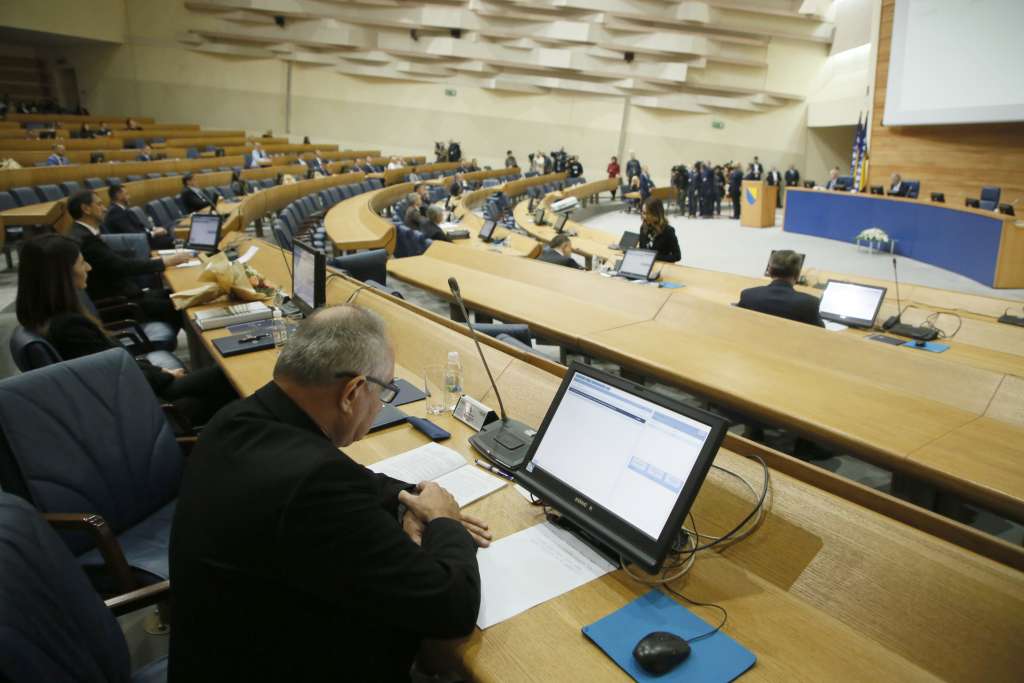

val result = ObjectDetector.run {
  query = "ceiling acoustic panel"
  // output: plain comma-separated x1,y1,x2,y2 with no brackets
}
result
182,0,832,109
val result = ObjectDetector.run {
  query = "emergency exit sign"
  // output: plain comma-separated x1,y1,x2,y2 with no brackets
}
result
711,120,725,129
445,88,457,96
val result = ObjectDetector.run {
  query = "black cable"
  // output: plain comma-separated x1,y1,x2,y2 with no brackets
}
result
344,283,371,303
662,582,729,644
686,453,769,552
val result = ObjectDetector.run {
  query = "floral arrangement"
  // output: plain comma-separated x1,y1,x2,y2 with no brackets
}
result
855,227,890,243
170,252,277,310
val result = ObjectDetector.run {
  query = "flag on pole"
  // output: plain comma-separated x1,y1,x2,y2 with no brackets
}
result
853,113,870,192
849,113,862,179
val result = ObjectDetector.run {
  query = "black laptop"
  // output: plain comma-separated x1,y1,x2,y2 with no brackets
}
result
615,248,658,281
609,230,640,252
186,213,222,253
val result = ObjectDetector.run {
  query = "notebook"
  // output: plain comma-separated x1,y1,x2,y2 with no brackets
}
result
368,443,506,507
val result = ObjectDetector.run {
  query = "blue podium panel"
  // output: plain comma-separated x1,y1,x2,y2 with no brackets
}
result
783,190,1004,287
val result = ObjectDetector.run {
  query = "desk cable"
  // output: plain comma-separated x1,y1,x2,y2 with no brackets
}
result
883,304,962,340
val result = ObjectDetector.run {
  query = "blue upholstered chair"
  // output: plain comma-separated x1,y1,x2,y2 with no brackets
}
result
329,249,388,285
0,491,169,682
0,349,184,595
8,326,61,371
979,186,1001,211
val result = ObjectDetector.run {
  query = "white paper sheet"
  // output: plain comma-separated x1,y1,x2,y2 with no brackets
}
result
823,321,849,332
475,522,616,629
175,259,202,268
237,245,259,264
369,443,505,508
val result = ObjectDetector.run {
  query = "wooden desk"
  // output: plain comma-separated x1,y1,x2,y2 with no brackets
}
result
0,200,63,226
323,184,400,253
163,238,1024,681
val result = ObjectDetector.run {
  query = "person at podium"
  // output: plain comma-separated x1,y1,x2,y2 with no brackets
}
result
638,197,681,263
737,250,823,327
888,173,909,197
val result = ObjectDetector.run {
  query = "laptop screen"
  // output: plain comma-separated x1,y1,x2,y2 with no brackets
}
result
479,220,497,241
518,365,726,572
619,231,640,249
188,213,220,249
818,279,887,327
618,248,657,279
291,241,324,313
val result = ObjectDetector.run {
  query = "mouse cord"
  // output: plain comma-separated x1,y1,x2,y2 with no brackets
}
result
662,513,729,643
922,311,961,340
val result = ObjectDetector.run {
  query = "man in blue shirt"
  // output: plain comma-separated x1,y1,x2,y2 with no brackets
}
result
46,144,69,166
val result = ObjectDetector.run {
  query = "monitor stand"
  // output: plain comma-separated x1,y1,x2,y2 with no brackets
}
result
546,512,621,567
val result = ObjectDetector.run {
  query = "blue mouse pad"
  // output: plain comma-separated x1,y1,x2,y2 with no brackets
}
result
582,591,755,682
902,340,949,353
659,282,685,289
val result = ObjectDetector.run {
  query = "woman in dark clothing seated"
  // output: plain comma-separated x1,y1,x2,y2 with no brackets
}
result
15,234,237,426
638,197,682,263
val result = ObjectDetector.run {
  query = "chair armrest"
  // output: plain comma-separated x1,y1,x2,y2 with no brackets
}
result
43,512,136,595
104,579,170,617
105,319,154,353
96,302,144,323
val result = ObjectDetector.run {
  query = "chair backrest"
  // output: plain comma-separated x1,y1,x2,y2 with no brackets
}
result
59,181,82,197
8,326,62,372
129,206,154,231
160,197,183,220
272,223,293,251
145,200,171,228
904,180,920,199
84,178,105,190
125,175,143,183
101,233,150,261
0,191,17,213
36,184,63,202
0,492,132,683
0,348,183,555
329,249,388,284
979,185,1001,209
10,187,38,207
106,177,122,187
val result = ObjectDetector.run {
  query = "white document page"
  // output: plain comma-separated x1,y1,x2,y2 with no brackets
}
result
175,259,202,268
369,443,505,508
475,522,616,629
824,321,848,332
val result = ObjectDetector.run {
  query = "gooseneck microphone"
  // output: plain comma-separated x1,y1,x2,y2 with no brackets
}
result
882,257,938,341
447,276,534,470
885,256,904,327
448,277,507,421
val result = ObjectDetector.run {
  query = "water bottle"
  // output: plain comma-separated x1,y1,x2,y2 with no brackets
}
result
271,310,288,348
444,351,464,411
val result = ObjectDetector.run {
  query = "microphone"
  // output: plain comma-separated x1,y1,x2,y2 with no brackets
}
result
882,257,938,341
447,276,534,471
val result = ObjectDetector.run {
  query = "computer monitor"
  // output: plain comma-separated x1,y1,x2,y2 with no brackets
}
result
965,197,981,209
533,207,546,225
479,219,497,242
291,240,326,315
553,213,570,233
515,363,728,573
618,231,640,250
869,185,884,195
998,203,1015,216
617,248,657,280
930,192,945,203
186,213,221,252
764,250,805,278
818,279,887,328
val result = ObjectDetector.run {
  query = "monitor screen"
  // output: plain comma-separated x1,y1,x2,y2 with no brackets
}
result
291,241,325,314
818,279,887,328
618,248,657,279
618,231,640,249
533,207,545,224
518,365,726,572
764,250,805,278
554,213,569,233
188,213,220,249
479,220,497,241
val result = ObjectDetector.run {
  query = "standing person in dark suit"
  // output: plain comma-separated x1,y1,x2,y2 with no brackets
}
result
567,155,583,178
169,305,486,683
729,164,745,219
784,164,800,207
417,205,452,242
687,163,702,218
505,150,517,168
699,162,715,218
749,156,763,180
67,191,189,330
671,164,688,216
180,173,213,213
766,166,782,208
103,184,174,249
714,165,726,216
638,165,655,202
625,151,641,184
638,197,681,263
16,234,237,427
737,250,823,327
538,234,582,269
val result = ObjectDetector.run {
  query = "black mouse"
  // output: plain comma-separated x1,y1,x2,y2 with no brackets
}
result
633,631,691,675
915,340,926,347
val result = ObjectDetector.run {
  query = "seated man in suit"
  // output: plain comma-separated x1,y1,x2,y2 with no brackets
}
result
888,173,908,197
417,205,451,243
823,167,841,190
169,305,485,682
538,234,582,269
448,172,468,198
68,191,190,329
737,250,823,327
136,144,154,162
415,183,430,211
180,173,213,214
103,184,174,249
403,193,426,229
46,143,69,166
308,151,329,176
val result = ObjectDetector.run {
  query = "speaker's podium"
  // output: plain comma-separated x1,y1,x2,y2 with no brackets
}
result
741,180,777,228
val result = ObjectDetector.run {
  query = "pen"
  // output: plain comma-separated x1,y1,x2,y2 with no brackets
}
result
474,458,515,482
239,333,269,343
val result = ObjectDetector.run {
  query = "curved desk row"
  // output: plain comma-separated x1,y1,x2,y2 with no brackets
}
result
161,238,1024,683
783,188,1024,289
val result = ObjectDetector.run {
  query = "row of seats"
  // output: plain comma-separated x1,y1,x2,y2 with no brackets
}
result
0,166,247,212
141,178,277,230
272,178,385,252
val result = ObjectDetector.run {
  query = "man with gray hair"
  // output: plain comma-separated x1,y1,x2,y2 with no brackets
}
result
417,204,451,243
736,250,822,327
403,192,425,229
170,304,488,681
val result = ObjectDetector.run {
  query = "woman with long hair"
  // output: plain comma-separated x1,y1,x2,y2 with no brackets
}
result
638,197,681,263
16,234,237,426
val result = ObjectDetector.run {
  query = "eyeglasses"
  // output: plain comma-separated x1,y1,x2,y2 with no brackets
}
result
334,372,399,403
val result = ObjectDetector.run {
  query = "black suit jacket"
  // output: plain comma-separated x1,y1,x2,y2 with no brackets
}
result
639,224,681,263
403,205,425,229
136,153,152,162
180,187,210,213
737,280,823,327
766,171,781,186
538,245,582,269
169,382,480,683
418,221,451,242
70,222,165,301
728,169,743,195
784,169,800,186
888,182,908,197
106,204,175,249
